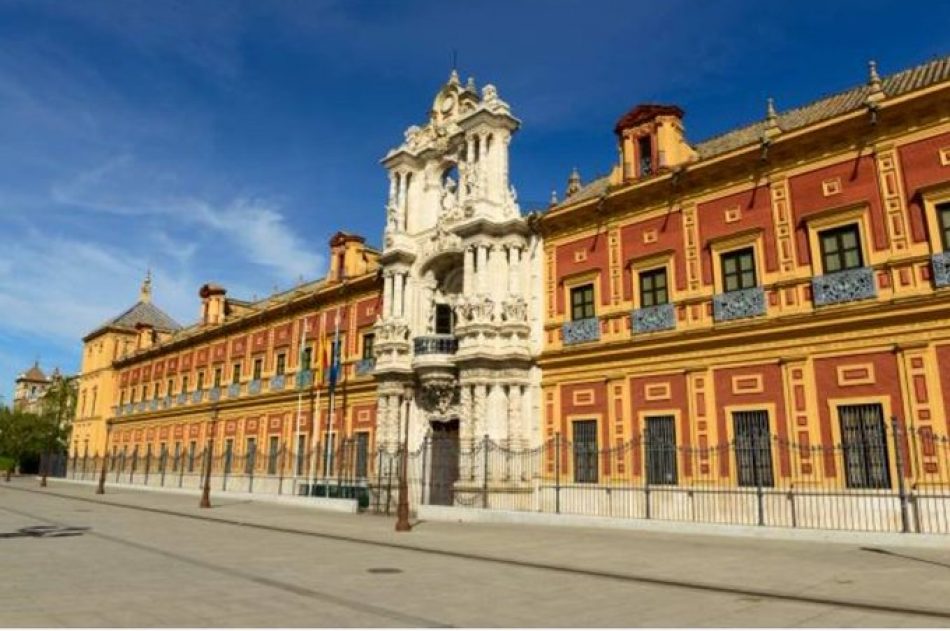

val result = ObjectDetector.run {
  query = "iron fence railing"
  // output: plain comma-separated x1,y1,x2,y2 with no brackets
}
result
61,419,950,534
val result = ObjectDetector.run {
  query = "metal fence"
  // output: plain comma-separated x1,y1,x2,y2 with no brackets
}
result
394,419,950,535
61,419,950,535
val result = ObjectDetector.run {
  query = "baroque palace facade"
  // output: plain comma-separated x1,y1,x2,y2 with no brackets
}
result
69,56,950,530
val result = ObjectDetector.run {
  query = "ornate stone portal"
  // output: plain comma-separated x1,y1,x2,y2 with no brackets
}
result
373,71,542,457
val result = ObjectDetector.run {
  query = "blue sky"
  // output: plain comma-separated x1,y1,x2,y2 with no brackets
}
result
1,0,948,403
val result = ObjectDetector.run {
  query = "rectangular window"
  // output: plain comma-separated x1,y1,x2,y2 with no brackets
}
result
154,382,160,399
839,404,891,489
166,378,174,397
231,363,241,385
187,440,197,472
721,248,757,293
362,334,375,360
355,432,369,478
638,135,653,176
120,390,126,406
253,358,263,380
572,420,598,483
181,375,189,394
819,224,863,273
733,410,774,487
570,284,595,321
645,415,678,485
639,268,668,308
173,442,181,471
267,436,279,475
435,305,453,335
213,367,222,388
275,353,286,376
159,443,167,470
938,201,950,251
196,371,205,391
142,385,148,401
301,346,313,370
224,439,234,475
245,437,257,475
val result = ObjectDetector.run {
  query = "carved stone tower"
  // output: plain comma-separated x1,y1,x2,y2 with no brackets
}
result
373,71,543,481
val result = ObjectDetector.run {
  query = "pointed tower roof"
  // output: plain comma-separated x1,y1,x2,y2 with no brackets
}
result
83,273,181,342
18,361,48,383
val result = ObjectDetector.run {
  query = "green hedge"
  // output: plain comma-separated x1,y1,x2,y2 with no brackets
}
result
0,456,14,472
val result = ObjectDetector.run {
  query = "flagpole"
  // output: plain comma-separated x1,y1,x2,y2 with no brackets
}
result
307,386,321,493
324,306,341,481
292,317,308,494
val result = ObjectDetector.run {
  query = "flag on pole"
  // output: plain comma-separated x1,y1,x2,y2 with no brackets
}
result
328,308,341,394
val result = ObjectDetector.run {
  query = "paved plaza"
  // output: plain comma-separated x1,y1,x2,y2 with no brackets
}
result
2,479,950,627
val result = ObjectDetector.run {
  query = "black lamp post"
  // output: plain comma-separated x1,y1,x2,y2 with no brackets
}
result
96,421,112,495
395,386,412,532
200,404,218,509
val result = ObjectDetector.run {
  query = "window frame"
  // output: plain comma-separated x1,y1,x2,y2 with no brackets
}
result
571,419,599,484
275,353,286,376
361,333,375,360
818,223,864,274
638,267,669,308
570,283,596,321
938,201,950,252
720,247,758,293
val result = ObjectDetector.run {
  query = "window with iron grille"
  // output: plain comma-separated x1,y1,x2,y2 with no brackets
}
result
362,334,375,359
224,439,233,474
275,353,286,376
819,224,863,273
721,248,757,293
572,420,598,483
939,202,950,251
435,304,454,334
266,436,279,475
231,363,241,385
570,284,595,321
253,358,263,380
645,415,678,485
188,440,196,472
638,135,653,177
245,437,256,475
733,410,774,487
639,268,668,307
355,432,369,478
839,403,891,489
296,434,307,476
173,442,181,471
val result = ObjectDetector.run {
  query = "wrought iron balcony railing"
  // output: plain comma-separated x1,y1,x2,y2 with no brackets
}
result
227,383,241,398
562,317,601,345
713,287,766,322
162,396,171,408
632,303,676,335
413,335,458,355
176,393,187,405
191,390,204,404
209,387,221,402
149,399,158,411
933,251,950,288
270,374,286,391
248,379,262,395
812,267,876,307
355,358,375,376
136,402,146,413
296,370,313,389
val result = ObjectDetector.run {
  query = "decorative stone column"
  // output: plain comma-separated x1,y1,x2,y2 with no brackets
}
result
508,384,524,481
472,383,488,482
459,384,473,480
383,273,394,318
463,246,474,295
393,272,404,318
476,245,489,294
507,245,521,296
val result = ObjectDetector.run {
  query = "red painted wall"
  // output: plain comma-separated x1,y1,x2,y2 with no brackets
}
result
554,232,611,315
698,185,777,285
620,210,687,298
899,131,950,244
630,373,691,476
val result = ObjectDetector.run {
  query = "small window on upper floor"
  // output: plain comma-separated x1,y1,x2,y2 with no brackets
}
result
252,358,263,381
142,384,148,401
181,375,189,394
275,353,286,376
638,135,653,177
639,268,668,307
213,367,222,388
938,201,950,252
196,371,205,392
721,248,757,293
362,333,375,359
819,224,863,274
570,284,596,321
231,363,241,385
167,378,174,397
301,346,312,370
435,304,454,335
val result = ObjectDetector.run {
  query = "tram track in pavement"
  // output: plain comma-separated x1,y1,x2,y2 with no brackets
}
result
4,482,950,623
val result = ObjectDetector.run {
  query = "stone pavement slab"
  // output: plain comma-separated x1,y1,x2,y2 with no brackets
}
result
2,478,949,627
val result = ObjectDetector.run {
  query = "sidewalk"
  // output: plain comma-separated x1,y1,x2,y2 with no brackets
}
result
9,477,950,622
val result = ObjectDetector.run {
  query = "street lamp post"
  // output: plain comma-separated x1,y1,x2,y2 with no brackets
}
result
200,404,219,509
96,421,112,495
395,387,412,532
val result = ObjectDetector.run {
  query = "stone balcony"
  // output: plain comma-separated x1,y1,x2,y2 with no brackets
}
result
713,287,766,322
933,252,950,288
632,303,676,335
812,267,876,307
562,317,600,345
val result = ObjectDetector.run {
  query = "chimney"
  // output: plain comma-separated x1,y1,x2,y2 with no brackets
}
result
135,322,155,350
